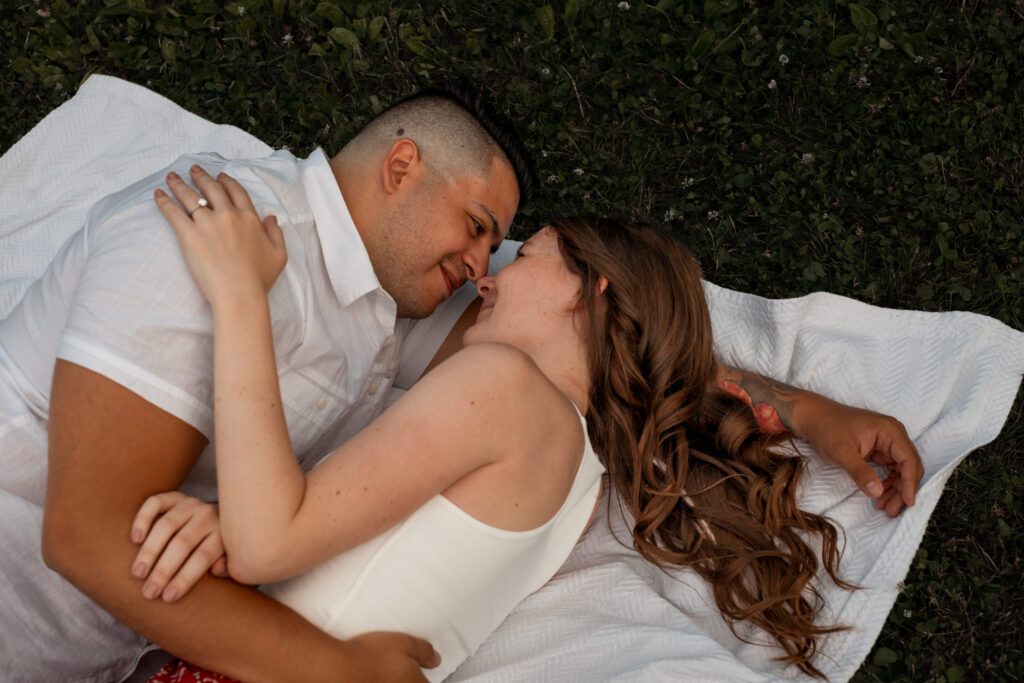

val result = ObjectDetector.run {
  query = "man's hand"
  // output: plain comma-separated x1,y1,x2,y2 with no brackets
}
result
796,396,923,517
344,632,441,682
717,363,923,516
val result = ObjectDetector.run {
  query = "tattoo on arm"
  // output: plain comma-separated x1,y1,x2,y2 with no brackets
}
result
716,365,802,433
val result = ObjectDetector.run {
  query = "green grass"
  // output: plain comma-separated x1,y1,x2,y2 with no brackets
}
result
3,1,1021,680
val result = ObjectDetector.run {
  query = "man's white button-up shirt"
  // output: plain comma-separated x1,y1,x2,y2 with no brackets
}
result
0,148,408,681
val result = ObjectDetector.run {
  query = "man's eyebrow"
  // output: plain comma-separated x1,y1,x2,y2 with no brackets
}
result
474,202,501,250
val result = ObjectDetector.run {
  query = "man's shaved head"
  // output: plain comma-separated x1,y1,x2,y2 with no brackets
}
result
343,89,535,205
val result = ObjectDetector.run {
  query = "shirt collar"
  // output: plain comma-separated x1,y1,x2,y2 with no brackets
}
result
298,148,391,310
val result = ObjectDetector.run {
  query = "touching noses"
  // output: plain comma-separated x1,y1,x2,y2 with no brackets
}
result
476,275,495,297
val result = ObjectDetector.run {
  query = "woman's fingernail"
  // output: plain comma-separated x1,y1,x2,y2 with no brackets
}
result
142,582,159,599
866,481,883,497
130,528,143,543
167,171,179,180
162,587,179,603
131,562,147,578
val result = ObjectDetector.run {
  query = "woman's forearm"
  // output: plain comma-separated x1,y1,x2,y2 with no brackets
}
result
210,290,306,578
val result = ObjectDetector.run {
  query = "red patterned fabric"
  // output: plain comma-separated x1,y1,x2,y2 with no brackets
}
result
148,659,238,683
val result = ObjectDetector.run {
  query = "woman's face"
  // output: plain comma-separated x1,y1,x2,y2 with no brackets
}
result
463,226,583,351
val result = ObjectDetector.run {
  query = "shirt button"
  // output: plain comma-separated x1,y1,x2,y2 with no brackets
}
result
316,398,328,411
367,382,380,395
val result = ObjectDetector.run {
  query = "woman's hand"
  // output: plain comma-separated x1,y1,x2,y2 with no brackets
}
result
130,491,230,603
154,165,287,307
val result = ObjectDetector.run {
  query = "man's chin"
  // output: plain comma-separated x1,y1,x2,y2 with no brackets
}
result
396,297,441,319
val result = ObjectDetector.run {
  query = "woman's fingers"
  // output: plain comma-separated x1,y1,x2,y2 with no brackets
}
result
158,532,226,603
164,170,214,216
187,165,232,212
215,172,257,212
131,491,186,545
131,496,221,600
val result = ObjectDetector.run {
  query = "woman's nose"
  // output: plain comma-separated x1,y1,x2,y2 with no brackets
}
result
476,275,495,296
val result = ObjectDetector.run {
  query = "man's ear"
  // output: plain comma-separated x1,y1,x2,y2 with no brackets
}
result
381,139,423,195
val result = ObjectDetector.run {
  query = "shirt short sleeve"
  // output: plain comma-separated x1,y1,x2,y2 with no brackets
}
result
57,180,218,438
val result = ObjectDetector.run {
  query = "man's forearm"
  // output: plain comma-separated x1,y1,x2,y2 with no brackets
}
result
47,522,350,682
716,363,811,434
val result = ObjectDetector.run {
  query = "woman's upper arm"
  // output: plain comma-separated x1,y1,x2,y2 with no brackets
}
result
246,343,544,583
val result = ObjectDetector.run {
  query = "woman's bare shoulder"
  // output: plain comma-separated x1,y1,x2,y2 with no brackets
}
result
406,342,579,438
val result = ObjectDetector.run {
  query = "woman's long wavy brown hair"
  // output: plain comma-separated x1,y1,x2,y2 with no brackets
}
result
549,216,853,678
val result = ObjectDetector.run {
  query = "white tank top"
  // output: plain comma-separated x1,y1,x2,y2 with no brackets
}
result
262,407,605,681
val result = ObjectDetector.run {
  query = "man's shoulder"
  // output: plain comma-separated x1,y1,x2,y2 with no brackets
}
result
84,150,309,244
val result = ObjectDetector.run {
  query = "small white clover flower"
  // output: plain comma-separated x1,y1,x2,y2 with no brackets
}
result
707,210,719,220
914,55,924,63
573,168,584,176
903,609,912,618
37,8,51,17
547,174,558,183
935,66,943,74
282,33,293,44
664,208,677,221
778,54,789,65
682,177,695,188
768,79,777,89
857,75,870,88
617,1,630,9
540,150,549,158
801,152,814,164
540,66,551,77
238,5,246,15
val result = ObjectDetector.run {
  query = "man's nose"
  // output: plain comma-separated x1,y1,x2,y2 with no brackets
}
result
462,242,491,282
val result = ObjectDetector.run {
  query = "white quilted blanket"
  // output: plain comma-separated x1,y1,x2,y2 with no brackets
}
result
2,75,1021,682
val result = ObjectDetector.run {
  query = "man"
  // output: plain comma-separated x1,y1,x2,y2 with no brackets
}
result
0,88,530,682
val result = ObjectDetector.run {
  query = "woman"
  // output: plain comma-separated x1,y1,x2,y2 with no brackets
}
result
134,172,915,681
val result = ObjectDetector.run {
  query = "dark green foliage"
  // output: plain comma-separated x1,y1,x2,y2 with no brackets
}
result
2,1,1021,679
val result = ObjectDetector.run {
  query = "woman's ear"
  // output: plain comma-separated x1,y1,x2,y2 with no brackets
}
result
597,276,609,295
380,139,422,195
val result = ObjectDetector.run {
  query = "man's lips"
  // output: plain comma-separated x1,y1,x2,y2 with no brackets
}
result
441,267,457,298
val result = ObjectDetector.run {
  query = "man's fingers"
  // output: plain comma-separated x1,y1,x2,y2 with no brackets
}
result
875,485,901,513
406,636,441,669
877,422,922,508
842,455,884,499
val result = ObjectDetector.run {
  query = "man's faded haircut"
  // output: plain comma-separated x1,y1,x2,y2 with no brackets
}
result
344,85,536,207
